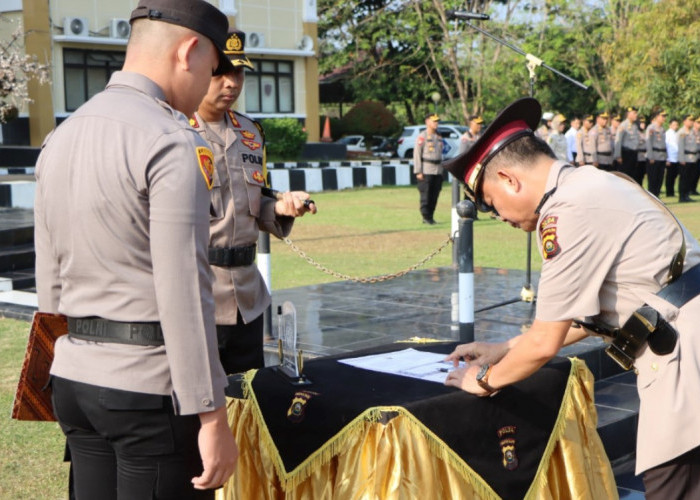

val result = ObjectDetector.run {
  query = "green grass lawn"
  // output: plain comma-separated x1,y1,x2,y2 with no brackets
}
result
2,183,700,498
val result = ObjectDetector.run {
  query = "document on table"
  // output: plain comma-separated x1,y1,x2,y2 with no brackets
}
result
339,348,465,384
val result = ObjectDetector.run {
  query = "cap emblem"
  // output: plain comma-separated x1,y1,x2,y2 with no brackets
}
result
226,33,243,52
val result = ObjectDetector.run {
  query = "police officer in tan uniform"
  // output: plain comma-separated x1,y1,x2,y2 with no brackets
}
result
693,117,700,195
678,114,697,203
442,97,700,500
546,113,568,161
192,30,316,374
614,106,640,179
592,111,614,171
458,115,483,154
34,1,238,497
575,114,595,166
413,113,444,224
636,115,648,185
646,109,669,197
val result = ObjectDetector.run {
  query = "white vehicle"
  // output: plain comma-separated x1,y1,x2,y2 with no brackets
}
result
335,135,368,152
396,124,467,160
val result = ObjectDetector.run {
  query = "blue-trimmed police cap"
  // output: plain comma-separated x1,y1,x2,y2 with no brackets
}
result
130,0,234,75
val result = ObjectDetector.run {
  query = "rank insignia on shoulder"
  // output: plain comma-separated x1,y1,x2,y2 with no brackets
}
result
241,130,256,140
196,146,214,190
539,215,561,260
252,170,265,183
498,426,519,471
189,116,200,128
242,139,262,151
287,390,319,423
227,110,241,128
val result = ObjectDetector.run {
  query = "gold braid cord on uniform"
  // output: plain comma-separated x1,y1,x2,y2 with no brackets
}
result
216,359,616,500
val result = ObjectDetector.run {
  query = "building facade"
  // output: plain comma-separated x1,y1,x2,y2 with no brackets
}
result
0,0,320,145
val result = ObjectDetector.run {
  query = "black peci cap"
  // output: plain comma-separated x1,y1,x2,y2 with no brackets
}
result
443,97,541,210
130,0,234,75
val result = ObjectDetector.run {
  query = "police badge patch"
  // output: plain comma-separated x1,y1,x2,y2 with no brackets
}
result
539,215,561,260
196,146,214,190
498,426,519,471
287,390,319,423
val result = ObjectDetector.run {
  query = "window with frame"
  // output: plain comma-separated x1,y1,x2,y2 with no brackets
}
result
63,49,125,112
245,60,294,114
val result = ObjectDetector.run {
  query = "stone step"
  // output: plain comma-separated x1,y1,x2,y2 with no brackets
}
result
0,244,35,272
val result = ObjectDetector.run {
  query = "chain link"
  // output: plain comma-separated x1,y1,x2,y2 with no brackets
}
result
281,234,455,284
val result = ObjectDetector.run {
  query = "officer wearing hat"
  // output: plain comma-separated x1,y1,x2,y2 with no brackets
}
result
614,106,640,180
442,97,700,500
678,114,697,202
459,115,484,154
192,30,316,375
35,1,238,497
546,113,568,161
636,115,648,185
592,111,614,171
575,114,596,166
414,113,444,224
693,116,700,194
646,109,668,197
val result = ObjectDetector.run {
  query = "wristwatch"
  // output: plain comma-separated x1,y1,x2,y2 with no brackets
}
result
476,364,497,394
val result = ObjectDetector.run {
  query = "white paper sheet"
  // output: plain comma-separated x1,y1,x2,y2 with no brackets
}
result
339,348,465,384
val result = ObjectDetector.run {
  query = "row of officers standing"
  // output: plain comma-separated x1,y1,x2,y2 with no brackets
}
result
545,108,700,203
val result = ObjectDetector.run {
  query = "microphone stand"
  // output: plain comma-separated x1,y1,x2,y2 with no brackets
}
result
459,20,587,314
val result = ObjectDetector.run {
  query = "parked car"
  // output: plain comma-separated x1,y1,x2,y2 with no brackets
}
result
396,124,467,160
370,136,398,158
335,135,398,158
335,135,368,152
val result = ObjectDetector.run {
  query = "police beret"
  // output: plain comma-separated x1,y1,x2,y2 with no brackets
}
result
443,97,541,209
598,111,609,118
613,114,622,121
626,106,638,112
225,30,255,70
130,0,234,75
425,113,440,122
683,114,695,122
470,115,484,124
583,114,594,122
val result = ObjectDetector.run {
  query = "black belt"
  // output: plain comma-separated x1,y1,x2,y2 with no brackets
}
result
421,158,441,163
598,152,612,156
208,245,256,267
653,147,667,152
67,317,164,346
684,151,697,154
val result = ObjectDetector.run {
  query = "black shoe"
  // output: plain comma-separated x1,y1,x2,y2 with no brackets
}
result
679,196,696,203
422,218,437,225
692,191,699,196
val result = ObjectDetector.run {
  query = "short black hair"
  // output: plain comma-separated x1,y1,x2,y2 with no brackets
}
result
484,133,556,181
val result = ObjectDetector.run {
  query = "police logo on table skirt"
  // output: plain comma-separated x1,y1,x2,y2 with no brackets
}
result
287,390,319,423
498,426,519,471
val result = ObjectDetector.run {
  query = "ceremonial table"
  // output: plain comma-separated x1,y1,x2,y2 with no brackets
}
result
218,342,617,500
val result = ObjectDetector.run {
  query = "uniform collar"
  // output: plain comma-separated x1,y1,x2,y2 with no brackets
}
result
106,71,167,103
537,160,574,215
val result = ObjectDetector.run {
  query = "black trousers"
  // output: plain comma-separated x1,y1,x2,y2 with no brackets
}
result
417,174,443,221
691,160,700,193
217,310,265,374
644,445,700,500
678,162,694,200
635,160,647,186
619,148,638,180
647,161,665,197
52,376,212,500
665,162,678,196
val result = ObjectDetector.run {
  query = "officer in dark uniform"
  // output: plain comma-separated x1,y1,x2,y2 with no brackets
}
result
34,1,238,498
413,113,444,224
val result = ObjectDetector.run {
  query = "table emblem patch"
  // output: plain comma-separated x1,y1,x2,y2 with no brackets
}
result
498,426,519,471
287,390,319,423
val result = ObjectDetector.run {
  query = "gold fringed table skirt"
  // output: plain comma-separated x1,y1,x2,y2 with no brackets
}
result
217,358,617,500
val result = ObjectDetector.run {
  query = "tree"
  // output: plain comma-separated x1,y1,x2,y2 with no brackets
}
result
0,16,50,124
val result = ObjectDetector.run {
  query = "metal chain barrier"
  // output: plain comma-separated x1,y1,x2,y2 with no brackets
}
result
282,234,455,284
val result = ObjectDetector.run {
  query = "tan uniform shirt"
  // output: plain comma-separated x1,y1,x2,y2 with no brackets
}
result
535,161,700,473
546,130,568,161
34,72,226,415
575,128,596,165
637,129,647,162
646,123,667,162
678,127,698,164
614,119,640,159
413,131,443,175
192,110,292,325
458,129,480,155
592,124,613,166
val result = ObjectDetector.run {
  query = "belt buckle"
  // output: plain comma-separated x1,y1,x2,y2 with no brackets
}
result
605,343,635,371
